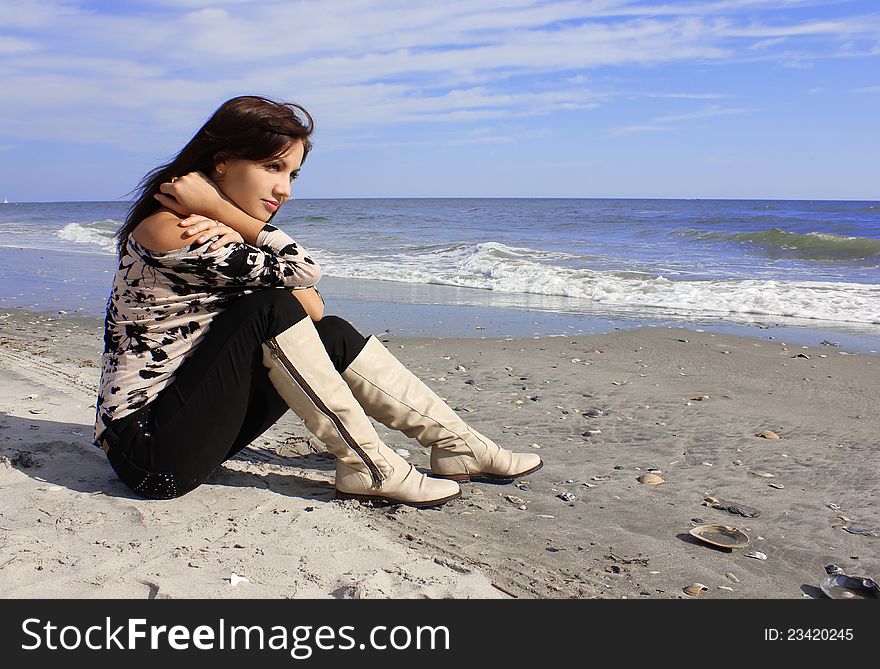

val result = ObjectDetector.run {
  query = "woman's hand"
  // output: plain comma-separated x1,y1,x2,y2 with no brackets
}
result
155,172,227,219
178,215,244,251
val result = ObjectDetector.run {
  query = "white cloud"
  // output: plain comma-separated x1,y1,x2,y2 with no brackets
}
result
0,36,40,55
653,104,758,123
609,124,673,136
0,0,876,151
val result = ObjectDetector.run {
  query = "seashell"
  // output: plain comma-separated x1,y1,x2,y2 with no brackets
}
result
638,473,665,485
683,583,708,597
821,575,879,599
529,443,542,448
768,483,784,489
717,586,734,592
750,471,775,478
702,496,720,506
820,567,880,600
745,550,768,560
689,524,750,549
757,430,781,439
583,429,602,436
229,573,249,586
725,572,739,583
582,408,604,418
711,501,760,518
611,380,628,386
690,395,710,401
842,526,879,537
733,459,743,466
505,495,525,505
29,408,45,414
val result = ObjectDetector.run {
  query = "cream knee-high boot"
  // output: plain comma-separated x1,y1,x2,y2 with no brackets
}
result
341,336,542,483
262,318,460,507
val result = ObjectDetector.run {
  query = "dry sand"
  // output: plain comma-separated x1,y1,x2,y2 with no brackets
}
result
1,309,878,599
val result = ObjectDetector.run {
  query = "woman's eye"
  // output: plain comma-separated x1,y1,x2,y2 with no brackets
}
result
290,173,299,182
266,163,280,171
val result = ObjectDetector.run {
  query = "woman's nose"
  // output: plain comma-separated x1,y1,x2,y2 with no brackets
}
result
274,178,291,200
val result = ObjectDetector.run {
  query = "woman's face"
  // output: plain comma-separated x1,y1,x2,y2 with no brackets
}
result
213,140,304,222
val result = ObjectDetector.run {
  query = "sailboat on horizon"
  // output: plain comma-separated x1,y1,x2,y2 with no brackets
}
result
2,197,7,204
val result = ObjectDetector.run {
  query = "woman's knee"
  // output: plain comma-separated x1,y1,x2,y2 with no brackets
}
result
313,316,368,371
260,288,308,321
230,288,308,336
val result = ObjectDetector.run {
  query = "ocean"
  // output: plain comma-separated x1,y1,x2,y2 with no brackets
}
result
1,198,878,350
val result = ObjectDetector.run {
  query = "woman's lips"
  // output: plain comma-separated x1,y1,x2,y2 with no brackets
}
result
263,200,279,212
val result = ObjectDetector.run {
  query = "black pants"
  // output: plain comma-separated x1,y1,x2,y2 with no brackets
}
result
103,288,369,499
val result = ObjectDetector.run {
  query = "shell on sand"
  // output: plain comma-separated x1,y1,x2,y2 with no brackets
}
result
683,583,709,597
750,471,776,478
757,430,781,439
638,473,665,485
689,524,750,549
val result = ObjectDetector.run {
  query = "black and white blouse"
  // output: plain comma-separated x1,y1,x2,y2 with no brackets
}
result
93,222,321,446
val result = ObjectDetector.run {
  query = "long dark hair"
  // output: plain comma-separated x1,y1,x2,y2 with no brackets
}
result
117,95,314,257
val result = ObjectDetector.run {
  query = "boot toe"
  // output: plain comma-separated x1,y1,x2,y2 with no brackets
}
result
512,452,542,477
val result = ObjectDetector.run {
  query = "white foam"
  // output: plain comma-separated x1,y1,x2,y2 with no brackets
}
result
56,221,117,252
320,241,880,325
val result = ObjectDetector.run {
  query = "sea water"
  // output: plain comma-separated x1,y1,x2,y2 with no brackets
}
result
0,198,878,348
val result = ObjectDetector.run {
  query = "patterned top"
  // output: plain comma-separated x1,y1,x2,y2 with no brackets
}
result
93,222,321,446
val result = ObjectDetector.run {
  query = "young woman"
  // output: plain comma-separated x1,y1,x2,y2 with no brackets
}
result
95,95,541,508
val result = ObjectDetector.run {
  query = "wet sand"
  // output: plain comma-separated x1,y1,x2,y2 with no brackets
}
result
1,308,877,599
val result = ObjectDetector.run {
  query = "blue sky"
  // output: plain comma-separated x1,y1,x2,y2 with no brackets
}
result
1,0,878,201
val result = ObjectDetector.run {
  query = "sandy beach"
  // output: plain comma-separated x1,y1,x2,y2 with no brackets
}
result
1,308,877,600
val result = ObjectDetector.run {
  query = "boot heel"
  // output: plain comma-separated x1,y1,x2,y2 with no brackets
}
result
431,472,472,483
335,490,381,504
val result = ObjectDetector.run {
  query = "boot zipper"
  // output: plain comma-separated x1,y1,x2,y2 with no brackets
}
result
266,338,386,488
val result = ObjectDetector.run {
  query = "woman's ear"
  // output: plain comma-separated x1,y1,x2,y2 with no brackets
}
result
213,153,228,178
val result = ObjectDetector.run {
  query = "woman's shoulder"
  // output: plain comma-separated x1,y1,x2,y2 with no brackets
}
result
131,209,190,253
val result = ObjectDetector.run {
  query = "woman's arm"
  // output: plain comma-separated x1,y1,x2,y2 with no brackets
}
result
150,172,325,319
154,172,265,245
